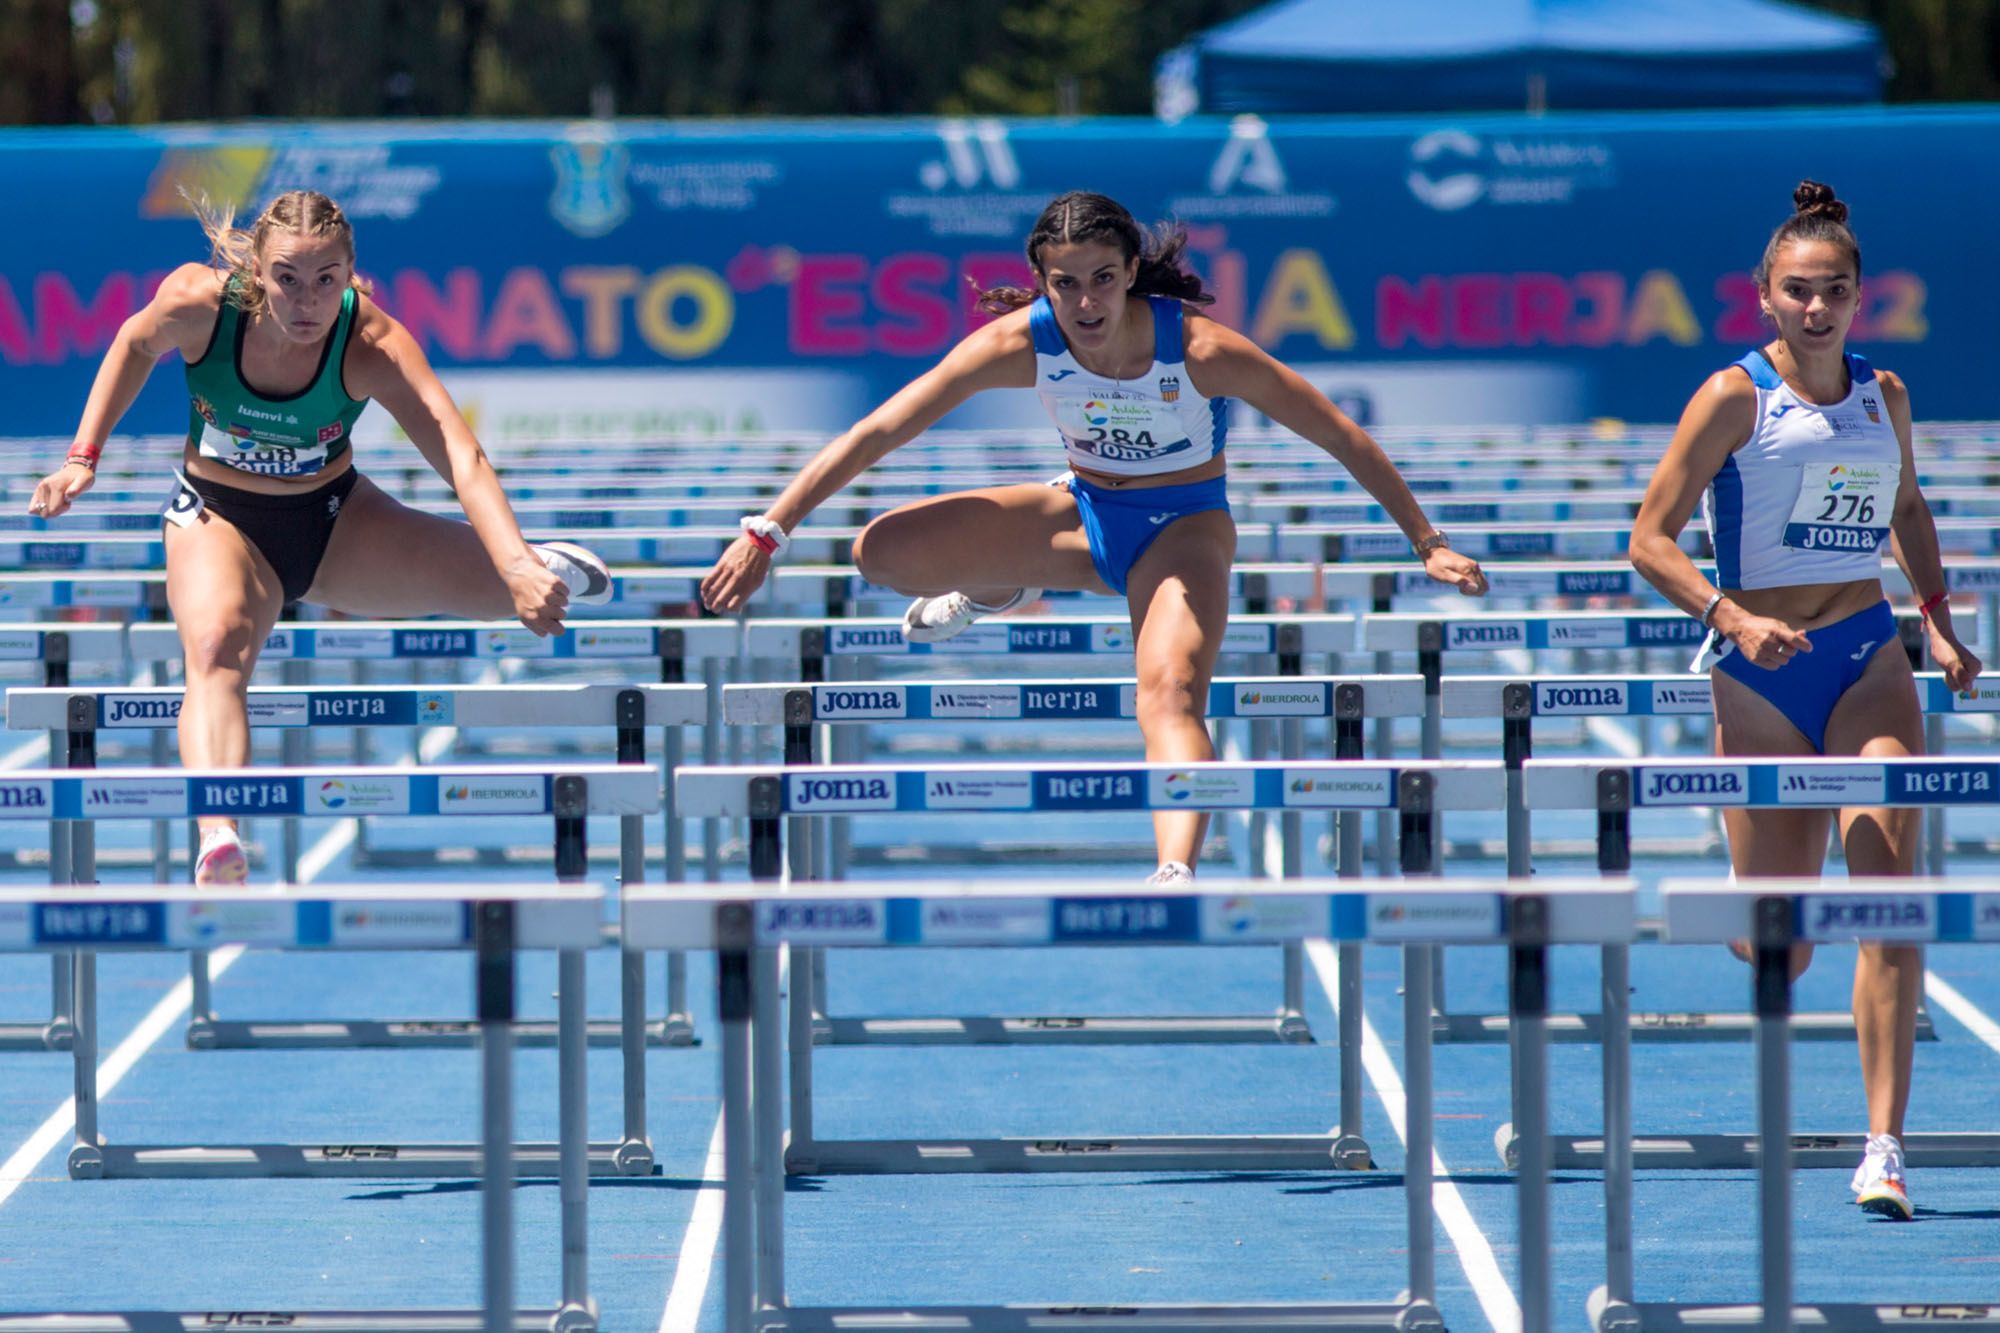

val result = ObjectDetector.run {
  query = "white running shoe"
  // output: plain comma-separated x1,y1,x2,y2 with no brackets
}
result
1850,1132,1914,1220
535,541,614,605
1145,860,1195,886
901,587,1040,644
195,826,248,887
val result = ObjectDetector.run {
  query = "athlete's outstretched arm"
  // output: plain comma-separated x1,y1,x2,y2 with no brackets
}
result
30,263,221,518
1880,371,1979,690
1630,370,1808,667
1183,319,1484,594
345,303,567,630
701,314,1035,613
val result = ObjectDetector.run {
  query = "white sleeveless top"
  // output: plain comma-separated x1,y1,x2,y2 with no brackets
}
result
1704,350,1901,590
1030,295,1227,478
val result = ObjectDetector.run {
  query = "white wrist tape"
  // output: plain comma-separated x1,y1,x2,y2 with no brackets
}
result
739,514,791,559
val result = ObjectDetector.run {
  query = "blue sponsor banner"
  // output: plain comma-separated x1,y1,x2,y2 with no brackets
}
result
307,691,422,725
1021,685,1120,719
1051,896,1198,943
36,901,164,946
1,108,1992,440
1885,761,2000,806
189,776,304,817
1035,769,1147,810
393,629,478,658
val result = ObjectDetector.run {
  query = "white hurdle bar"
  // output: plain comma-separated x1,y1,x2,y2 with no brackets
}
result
1522,754,2000,1167
6,762,659,1181
676,759,1507,1177
1592,877,2000,1332
1436,672,1997,1044
0,623,127,1053
624,876,1635,1333
7,681,706,1049
0,882,605,1333
724,675,1425,1050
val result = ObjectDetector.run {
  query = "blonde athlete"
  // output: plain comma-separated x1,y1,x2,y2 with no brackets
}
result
29,190,611,884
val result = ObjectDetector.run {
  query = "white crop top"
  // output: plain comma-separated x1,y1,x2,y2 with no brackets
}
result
1704,350,1901,591
1030,295,1228,478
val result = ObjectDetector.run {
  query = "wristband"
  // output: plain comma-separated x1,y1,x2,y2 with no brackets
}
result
65,441,102,471
739,515,790,559
1918,591,1949,622
1700,591,1726,628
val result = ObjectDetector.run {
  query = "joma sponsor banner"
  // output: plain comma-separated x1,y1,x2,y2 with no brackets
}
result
756,899,886,946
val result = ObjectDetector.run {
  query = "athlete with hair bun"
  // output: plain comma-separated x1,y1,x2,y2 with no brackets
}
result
703,190,1487,882
1630,180,1980,1220
28,190,613,885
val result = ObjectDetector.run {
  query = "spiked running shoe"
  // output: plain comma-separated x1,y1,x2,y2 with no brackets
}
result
901,587,1040,644
195,826,248,887
1145,860,1195,886
536,541,614,605
1851,1133,1915,1220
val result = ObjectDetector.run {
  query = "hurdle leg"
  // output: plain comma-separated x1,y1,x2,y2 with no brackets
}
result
1753,897,1793,1332
1402,942,1438,1316
1512,898,1552,1333
703,657,724,884
718,906,756,1333
1334,807,1369,1165
476,903,515,1333
754,944,787,1312
558,947,596,1328
662,721,694,1042
788,944,817,1163
67,931,102,1178
1278,715,1307,1037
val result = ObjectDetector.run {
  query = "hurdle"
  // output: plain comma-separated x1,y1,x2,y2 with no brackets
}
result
676,758,1507,1175
726,674,1425,1048
1589,876,2000,1332
0,882,605,1333
14,762,659,1180
8,680,705,1054
0,622,126,1053
1436,670,1989,1044
1521,755,2000,1175
623,875,1634,1333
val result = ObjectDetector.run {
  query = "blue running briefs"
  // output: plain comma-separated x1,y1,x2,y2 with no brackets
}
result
1067,471,1231,595
1713,599,1898,752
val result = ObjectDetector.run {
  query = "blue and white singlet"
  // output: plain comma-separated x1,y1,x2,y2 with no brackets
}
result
1704,350,1900,590
1030,295,1227,479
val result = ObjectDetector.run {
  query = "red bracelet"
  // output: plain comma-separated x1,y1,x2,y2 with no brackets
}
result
743,529,779,555
65,441,102,470
1918,591,1949,621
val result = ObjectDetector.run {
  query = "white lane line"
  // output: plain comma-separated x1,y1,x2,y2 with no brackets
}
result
0,706,465,1211
0,942,246,1208
0,733,47,769
658,1109,728,1333
1923,970,2000,1057
658,947,788,1333
1305,938,1519,1333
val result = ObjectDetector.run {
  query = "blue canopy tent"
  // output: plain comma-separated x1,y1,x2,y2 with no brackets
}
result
1155,0,1884,117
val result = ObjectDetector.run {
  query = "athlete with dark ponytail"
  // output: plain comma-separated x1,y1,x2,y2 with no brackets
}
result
1631,181,1980,1220
703,190,1486,882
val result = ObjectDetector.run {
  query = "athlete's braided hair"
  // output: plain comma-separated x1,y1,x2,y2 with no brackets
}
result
1754,180,1862,291
190,189,371,319
976,191,1214,314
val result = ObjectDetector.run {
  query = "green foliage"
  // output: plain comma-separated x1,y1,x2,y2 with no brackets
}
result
5,0,1995,125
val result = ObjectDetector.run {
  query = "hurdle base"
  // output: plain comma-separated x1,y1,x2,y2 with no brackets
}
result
1506,1127,2000,1171
1434,1007,1933,1044
1589,1289,2000,1330
786,1134,1375,1176
761,1299,1444,1331
183,1015,695,1049
0,1309,575,1332
72,1140,661,1179
0,1017,73,1051
819,1012,1315,1046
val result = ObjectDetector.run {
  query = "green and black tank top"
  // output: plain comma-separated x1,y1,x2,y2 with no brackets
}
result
183,276,368,478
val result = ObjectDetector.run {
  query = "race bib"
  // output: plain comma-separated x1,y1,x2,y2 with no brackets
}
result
1053,397,1192,468
162,471,203,529
198,421,328,477
1782,462,1895,554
